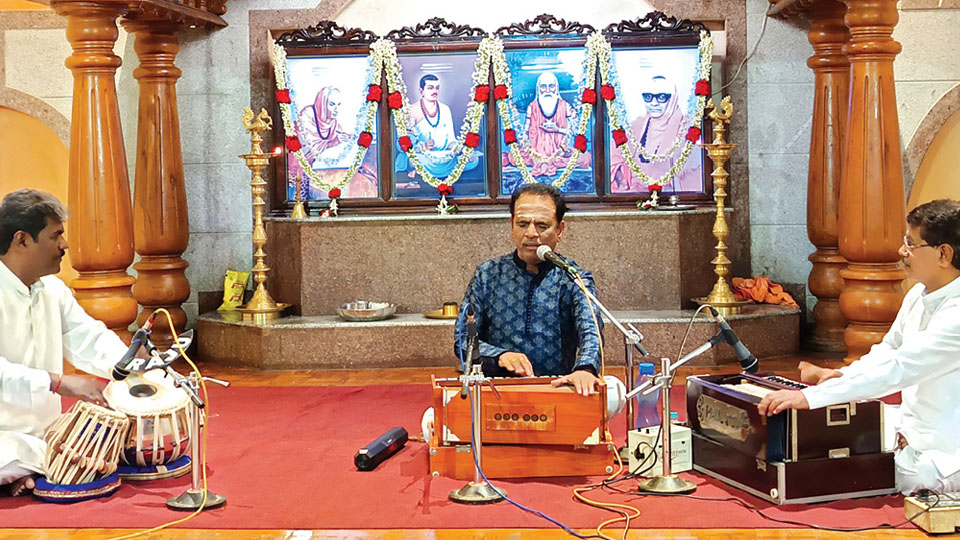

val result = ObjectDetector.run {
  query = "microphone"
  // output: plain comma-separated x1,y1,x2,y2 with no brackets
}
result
355,427,408,471
111,313,157,381
536,245,579,277
461,305,478,399
708,307,759,374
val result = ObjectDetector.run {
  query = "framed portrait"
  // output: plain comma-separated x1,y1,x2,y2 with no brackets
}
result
391,52,488,200
284,54,380,201
604,46,706,195
498,47,596,196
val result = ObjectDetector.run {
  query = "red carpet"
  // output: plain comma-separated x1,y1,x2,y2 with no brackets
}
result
0,384,910,531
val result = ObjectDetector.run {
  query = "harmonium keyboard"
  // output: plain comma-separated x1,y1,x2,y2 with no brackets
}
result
686,373,897,504
428,376,616,480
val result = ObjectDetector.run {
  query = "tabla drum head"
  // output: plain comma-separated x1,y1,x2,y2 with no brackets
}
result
104,369,189,415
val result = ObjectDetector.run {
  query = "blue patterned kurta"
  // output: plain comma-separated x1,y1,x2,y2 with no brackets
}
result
455,252,603,377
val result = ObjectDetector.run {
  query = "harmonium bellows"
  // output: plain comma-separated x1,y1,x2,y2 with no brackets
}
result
686,373,897,505
428,376,615,480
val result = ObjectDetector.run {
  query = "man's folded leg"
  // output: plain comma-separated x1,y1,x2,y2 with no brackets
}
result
895,446,960,495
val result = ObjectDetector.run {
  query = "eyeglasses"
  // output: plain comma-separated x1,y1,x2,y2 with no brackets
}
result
902,235,936,254
642,93,672,104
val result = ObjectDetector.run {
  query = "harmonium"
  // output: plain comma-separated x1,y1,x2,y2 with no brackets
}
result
429,376,616,480
686,373,898,505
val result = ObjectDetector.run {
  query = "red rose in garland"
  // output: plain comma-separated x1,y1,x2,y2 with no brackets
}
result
574,135,587,153
600,84,615,101
648,184,663,193
465,132,481,148
503,129,517,145
387,91,403,109
695,79,711,97
357,131,373,148
493,84,508,100
474,84,490,102
612,129,627,146
366,84,383,102
285,136,301,152
328,188,341,199
275,89,291,104
398,135,413,152
437,183,453,196
685,126,702,143
581,88,597,105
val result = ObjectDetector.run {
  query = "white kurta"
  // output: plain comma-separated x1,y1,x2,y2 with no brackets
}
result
802,276,960,483
0,260,127,477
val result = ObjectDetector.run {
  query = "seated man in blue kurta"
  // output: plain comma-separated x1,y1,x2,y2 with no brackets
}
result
454,183,603,396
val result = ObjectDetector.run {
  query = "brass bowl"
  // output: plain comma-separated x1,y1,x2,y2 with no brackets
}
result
337,301,396,322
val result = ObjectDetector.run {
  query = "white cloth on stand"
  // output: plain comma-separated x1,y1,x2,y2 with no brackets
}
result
803,276,960,491
0,260,126,477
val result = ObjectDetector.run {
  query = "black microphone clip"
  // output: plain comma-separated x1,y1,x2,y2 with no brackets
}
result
708,306,759,374
461,305,478,399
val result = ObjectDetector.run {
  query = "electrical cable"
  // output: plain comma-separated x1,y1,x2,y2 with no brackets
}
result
718,5,773,92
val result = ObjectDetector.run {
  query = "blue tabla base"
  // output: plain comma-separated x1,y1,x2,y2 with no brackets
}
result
118,454,192,481
33,472,121,503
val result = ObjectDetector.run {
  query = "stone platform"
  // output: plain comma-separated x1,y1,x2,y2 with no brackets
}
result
197,304,799,370
264,209,723,316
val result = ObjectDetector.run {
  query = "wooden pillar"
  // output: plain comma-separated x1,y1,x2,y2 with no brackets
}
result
837,0,906,361
806,0,849,353
124,20,190,347
52,0,136,341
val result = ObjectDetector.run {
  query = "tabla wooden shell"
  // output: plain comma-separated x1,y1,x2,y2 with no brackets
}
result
43,401,129,485
103,369,193,467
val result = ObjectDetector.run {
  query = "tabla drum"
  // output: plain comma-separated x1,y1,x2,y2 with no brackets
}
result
104,369,193,480
34,400,128,502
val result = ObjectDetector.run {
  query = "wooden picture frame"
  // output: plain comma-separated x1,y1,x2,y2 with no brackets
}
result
271,13,714,213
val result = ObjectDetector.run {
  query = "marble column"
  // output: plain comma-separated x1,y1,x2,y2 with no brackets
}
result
52,0,137,341
124,19,190,348
806,0,849,352
837,0,906,361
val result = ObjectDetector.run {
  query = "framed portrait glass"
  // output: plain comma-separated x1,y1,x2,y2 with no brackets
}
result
499,47,595,196
392,52,488,200
604,46,706,195
285,54,381,201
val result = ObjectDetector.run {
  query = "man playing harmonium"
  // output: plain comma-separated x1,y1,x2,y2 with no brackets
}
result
759,199,960,495
0,190,129,496
454,183,603,396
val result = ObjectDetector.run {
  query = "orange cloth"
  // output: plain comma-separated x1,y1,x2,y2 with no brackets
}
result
731,276,799,308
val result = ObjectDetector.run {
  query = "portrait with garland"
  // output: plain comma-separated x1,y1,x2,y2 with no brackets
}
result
271,14,714,214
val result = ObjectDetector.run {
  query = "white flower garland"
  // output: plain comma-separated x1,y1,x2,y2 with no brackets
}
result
600,30,714,187
271,28,714,201
272,43,381,196
493,33,597,190
381,37,491,190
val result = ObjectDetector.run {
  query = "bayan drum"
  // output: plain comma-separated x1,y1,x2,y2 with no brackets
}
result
35,400,129,502
104,369,194,480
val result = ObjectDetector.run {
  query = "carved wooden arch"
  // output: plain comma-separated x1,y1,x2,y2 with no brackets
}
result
903,83,960,199
0,87,71,147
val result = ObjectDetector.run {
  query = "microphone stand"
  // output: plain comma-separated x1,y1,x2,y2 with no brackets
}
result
166,367,230,511
450,332,504,504
623,338,724,494
558,269,649,460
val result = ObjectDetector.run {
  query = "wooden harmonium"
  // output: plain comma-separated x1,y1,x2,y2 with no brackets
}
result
686,372,884,462
686,373,896,504
428,376,615,480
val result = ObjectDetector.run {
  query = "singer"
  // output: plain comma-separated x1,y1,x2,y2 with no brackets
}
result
758,200,960,495
454,184,604,396
0,190,130,497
